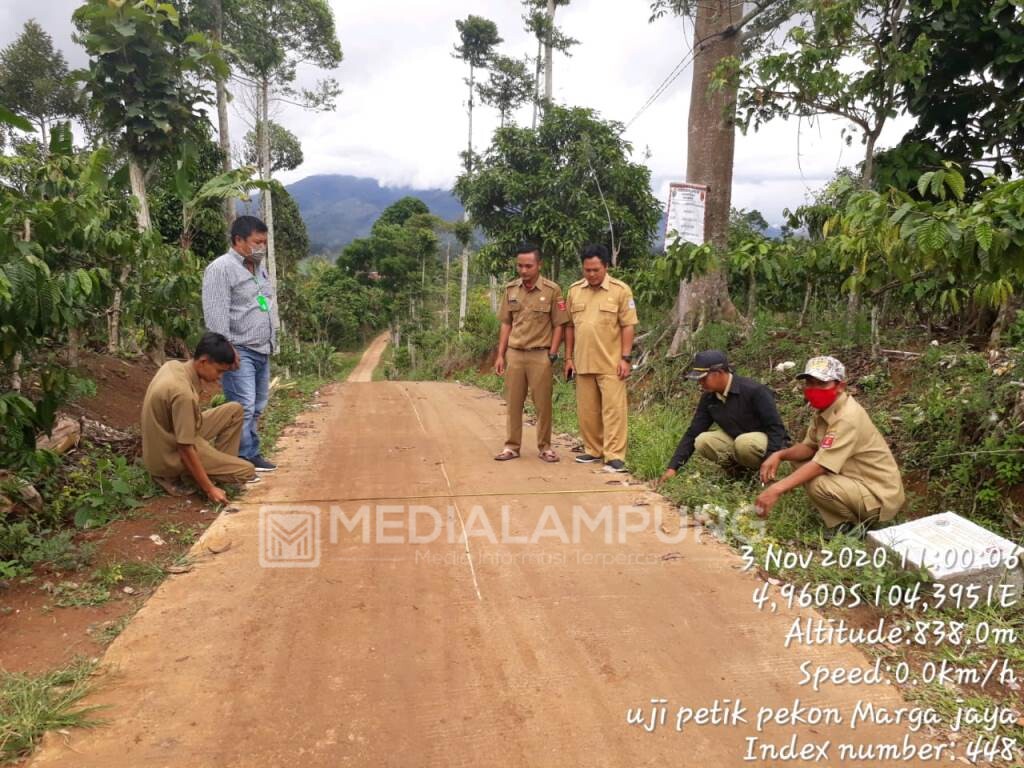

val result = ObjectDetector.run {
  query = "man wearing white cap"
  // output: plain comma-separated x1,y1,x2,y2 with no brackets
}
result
755,356,905,535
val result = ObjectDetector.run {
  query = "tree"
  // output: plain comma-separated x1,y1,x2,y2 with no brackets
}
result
182,0,236,231
453,15,502,175
477,55,536,128
727,0,933,316
267,180,309,285
650,0,797,354
226,0,342,331
372,196,430,232
453,15,502,331
243,120,304,172
731,0,929,189
898,0,1024,180
150,134,224,259
454,105,661,280
522,1,577,128
0,20,81,147
0,126,130,461
74,0,225,351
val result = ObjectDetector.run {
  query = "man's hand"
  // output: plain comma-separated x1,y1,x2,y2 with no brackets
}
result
231,348,241,371
206,484,229,505
617,359,632,379
754,486,782,518
759,451,783,484
654,468,677,488
494,354,506,376
564,360,575,380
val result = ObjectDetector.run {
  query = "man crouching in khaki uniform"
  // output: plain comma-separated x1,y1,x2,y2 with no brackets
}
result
755,356,905,537
564,244,639,474
141,332,257,504
494,243,569,462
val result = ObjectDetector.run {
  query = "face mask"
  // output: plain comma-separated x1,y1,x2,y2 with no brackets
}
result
804,386,839,410
249,246,267,264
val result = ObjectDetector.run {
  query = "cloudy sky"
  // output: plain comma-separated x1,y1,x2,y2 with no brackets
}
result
1,0,911,224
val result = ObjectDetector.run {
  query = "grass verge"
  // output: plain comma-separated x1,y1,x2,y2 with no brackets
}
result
0,660,103,765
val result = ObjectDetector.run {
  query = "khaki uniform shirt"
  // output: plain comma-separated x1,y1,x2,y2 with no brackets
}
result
141,360,203,478
498,276,569,349
802,392,906,519
566,275,639,374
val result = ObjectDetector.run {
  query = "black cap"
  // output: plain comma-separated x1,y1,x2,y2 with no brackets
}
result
685,350,730,380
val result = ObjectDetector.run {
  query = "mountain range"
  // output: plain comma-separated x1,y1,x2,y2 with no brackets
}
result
284,173,785,257
285,174,464,256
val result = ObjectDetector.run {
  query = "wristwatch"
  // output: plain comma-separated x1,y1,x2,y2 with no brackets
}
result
621,354,633,362
548,353,559,363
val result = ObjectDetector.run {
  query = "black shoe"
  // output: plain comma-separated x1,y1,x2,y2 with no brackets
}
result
604,459,627,473
575,453,601,464
250,454,277,472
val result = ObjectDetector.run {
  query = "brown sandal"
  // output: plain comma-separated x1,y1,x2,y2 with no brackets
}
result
494,449,520,461
539,450,560,463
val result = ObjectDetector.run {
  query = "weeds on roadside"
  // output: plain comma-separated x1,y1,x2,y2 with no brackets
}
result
0,660,102,764
94,614,131,645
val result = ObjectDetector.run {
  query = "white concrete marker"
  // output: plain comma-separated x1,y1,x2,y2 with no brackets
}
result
868,511,1024,597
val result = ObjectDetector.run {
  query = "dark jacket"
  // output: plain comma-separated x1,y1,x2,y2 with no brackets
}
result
668,374,789,470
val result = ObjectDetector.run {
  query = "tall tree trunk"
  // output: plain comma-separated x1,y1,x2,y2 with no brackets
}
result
10,219,27,392
489,274,498,314
213,0,234,234
798,280,813,328
870,303,880,359
666,0,743,357
532,38,542,129
544,0,555,103
107,262,131,355
107,157,152,355
459,238,469,331
467,66,475,173
67,326,80,368
989,296,1021,349
10,352,22,393
746,265,757,317
260,79,282,339
128,157,152,231
861,130,880,189
444,242,451,331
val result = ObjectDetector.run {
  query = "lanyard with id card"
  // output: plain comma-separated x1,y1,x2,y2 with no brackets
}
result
253,273,270,312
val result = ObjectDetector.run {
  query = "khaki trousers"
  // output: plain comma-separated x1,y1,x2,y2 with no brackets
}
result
804,472,882,528
694,429,767,470
188,402,256,484
575,373,628,462
504,349,554,452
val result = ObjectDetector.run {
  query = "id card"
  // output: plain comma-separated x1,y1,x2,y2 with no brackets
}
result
257,294,269,312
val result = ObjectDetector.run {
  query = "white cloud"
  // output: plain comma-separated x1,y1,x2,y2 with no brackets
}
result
2,0,914,224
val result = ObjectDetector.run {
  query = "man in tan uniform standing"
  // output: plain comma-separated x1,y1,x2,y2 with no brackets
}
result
564,244,639,473
141,332,257,504
755,356,905,537
494,244,569,462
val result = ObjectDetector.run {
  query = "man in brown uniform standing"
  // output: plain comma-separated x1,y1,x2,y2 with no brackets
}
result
494,244,569,462
141,332,257,504
755,356,905,537
564,244,639,473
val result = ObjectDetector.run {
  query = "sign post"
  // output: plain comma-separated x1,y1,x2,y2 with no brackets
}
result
664,182,708,251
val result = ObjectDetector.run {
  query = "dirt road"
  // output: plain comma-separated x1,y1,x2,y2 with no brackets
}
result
31,347,938,767
346,332,389,382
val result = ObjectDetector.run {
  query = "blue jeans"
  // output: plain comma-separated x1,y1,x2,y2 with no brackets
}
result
220,346,270,460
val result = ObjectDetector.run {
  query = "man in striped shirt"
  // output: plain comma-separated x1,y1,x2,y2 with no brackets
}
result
202,216,279,472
